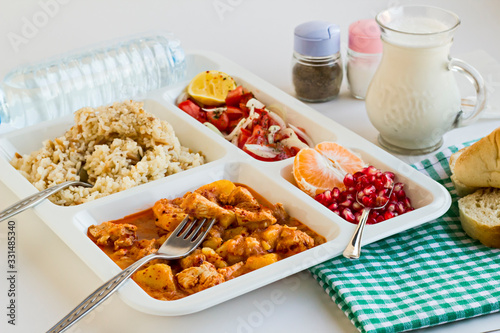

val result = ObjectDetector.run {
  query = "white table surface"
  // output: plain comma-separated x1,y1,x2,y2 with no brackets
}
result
1,0,500,332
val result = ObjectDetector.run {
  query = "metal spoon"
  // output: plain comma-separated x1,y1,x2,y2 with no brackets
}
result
0,167,91,222
343,184,394,259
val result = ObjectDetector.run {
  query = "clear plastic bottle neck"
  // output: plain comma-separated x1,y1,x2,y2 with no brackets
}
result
0,89,7,125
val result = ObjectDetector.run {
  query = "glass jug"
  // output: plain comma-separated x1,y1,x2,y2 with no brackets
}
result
365,5,486,154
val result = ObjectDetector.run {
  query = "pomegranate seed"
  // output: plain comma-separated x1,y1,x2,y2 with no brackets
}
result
353,171,364,180
332,188,341,199
363,185,376,196
344,173,354,187
340,199,352,207
375,195,389,207
364,166,378,176
354,211,363,222
380,174,393,188
328,202,338,210
361,195,374,207
352,202,362,210
387,203,396,212
342,208,355,222
393,182,404,192
384,211,395,219
345,193,355,201
396,202,406,214
332,209,340,215
357,175,369,187
376,215,385,223
367,217,377,225
373,179,384,190
384,171,395,180
404,197,412,208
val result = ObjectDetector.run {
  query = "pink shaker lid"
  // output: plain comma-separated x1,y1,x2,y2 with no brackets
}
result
348,19,382,54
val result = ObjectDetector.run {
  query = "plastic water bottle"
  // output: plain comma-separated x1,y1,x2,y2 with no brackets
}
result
0,34,186,129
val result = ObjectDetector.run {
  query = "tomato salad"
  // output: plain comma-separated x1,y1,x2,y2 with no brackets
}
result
177,86,314,161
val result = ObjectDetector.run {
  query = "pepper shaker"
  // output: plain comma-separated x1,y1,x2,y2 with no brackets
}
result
346,19,382,99
292,21,343,102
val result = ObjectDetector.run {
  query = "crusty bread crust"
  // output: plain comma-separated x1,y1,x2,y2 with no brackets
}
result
454,127,500,188
449,148,478,197
458,188,500,248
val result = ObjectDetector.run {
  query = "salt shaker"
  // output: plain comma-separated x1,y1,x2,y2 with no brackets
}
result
292,21,343,102
346,19,382,99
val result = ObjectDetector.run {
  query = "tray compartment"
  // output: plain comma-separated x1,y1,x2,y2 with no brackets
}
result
70,160,343,315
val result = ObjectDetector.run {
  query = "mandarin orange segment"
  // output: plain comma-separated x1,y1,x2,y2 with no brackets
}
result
293,148,346,197
314,142,365,175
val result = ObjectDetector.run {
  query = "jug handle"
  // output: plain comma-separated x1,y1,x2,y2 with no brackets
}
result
449,58,487,127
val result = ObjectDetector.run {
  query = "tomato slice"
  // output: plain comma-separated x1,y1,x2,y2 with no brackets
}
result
226,106,245,121
225,86,245,106
237,128,251,148
246,125,268,145
178,100,206,123
207,110,229,132
227,119,241,133
239,92,255,113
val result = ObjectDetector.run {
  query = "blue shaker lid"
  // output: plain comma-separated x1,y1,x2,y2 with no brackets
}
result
294,21,341,57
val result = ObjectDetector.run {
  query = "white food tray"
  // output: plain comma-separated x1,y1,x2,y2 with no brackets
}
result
0,50,451,316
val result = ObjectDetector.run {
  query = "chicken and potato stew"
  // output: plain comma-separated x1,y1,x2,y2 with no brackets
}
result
87,180,326,301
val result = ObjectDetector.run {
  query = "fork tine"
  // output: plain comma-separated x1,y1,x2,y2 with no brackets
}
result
172,215,191,237
190,218,216,246
178,218,198,239
186,218,207,242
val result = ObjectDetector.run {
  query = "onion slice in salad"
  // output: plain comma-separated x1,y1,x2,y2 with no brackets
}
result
176,91,189,105
244,144,279,158
288,123,314,147
225,118,246,141
280,137,309,150
202,106,227,113
246,98,266,109
267,111,286,129
267,125,281,144
203,122,224,137
279,128,309,150
266,104,287,123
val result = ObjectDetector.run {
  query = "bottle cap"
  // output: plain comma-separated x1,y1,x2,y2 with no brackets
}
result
294,21,340,57
348,19,382,54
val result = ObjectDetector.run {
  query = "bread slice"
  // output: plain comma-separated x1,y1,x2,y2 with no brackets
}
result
458,188,500,248
449,148,479,197
454,127,500,188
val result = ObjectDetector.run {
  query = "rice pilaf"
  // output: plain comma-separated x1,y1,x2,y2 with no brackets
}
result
10,100,204,206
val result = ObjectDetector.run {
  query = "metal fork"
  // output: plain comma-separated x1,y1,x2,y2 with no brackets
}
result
47,216,216,333
0,180,92,223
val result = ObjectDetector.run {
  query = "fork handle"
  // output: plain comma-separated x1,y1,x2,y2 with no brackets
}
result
46,252,160,333
0,181,90,223
343,207,371,259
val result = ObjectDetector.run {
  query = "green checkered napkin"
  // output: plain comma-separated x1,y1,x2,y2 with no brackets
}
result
310,141,500,333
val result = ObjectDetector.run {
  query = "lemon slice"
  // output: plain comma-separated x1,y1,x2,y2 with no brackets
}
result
187,70,237,106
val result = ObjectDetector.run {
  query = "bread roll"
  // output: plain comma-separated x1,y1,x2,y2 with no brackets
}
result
454,127,500,188
458,188,500,248
449,148,478,197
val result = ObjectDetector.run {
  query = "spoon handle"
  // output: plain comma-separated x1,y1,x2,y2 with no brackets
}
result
343,207,371,259
0,181,90,222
